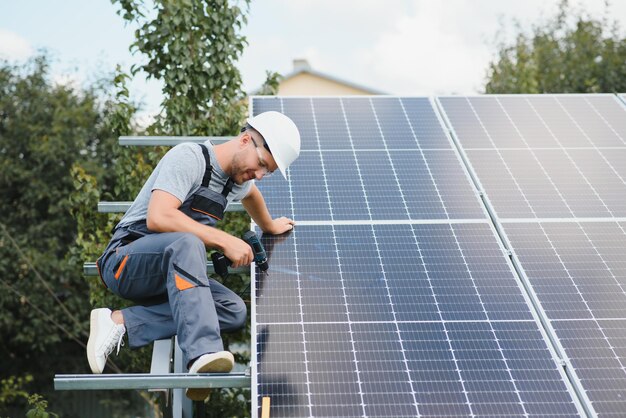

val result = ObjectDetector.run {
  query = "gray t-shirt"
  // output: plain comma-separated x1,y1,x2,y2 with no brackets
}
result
117,141,253,228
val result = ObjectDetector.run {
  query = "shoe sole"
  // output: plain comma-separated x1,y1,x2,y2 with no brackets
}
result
185,356,234,401
86,309,103,374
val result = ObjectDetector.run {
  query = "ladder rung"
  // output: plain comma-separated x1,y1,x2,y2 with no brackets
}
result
118,136,230,146
54,373,250,390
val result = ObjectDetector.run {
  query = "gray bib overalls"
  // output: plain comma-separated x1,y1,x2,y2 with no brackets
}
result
96,144,247,365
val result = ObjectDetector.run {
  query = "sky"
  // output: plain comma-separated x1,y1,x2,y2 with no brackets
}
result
1,0,624,121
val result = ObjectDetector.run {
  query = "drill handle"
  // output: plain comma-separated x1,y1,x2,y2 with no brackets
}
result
211,252,231,278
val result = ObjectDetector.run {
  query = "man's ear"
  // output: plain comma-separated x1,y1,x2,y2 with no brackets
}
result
239,132,251,148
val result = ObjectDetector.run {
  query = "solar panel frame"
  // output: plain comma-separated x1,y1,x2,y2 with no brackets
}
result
250,96,587,417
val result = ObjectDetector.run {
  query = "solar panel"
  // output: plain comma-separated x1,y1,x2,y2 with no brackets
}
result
254,224,579,417
251,96,583,417
438,95,626,219
504,221,626,416
255,98,484,221
439,94,626,416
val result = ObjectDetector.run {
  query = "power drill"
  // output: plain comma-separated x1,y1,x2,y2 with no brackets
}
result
211,231,268,278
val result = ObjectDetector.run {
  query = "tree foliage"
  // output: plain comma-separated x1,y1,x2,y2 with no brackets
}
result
115,0,250,136
485,0,626,93
0,55,141,416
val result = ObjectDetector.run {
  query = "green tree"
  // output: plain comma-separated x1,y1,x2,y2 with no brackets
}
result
115,0,250,136
0,55,144,416
485,0,626,93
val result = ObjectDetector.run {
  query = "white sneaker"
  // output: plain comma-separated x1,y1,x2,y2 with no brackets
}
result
186,351,234,401
87,308,126,374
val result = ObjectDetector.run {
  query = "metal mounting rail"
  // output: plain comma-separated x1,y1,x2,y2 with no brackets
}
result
54,373,250,391
119,136,230,146
98,201,243,213
83,262,249,277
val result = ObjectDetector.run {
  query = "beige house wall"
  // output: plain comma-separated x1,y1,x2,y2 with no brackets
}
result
277,73,373,96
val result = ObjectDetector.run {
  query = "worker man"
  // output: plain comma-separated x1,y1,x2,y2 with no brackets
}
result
86,111,300,400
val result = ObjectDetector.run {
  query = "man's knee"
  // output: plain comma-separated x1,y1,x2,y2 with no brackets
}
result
172,232,204,250
165,233,205,258
222,298,247,331
232,300,247,329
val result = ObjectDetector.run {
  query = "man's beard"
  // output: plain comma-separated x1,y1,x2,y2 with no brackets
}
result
229,151,248,184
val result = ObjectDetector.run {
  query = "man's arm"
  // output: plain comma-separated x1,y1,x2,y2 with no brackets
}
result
241,184,295,234
147,190,253,267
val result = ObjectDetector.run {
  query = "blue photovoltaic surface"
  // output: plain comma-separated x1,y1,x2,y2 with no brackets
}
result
255,224,578,417
439,94,626,416
254,97,484,221
438,95,626,219
251,96,581,417
504,221,626,416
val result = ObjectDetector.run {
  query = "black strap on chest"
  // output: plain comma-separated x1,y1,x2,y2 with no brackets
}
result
199,144,234,197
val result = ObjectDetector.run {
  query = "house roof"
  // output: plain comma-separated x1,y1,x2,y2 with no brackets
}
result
251,59,386,96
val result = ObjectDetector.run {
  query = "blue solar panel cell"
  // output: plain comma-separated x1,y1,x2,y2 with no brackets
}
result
552,319,626,415
438,97,494,148
531,149,613,217
251,96,283,114
495,96,562,148
288,152,332,220
440,95,626,219
254,223,577,416
276,98,318,151
309,98,353,150
566,149,626,217
370,97,422,150
321,151,371,220
400,97,452,149
551,96,626,147
356,152,411,220
503,221,626,415
440,95,626,150
305,323,363,417
341,98,385,150
256,323,310,417
505,222,626,321
599,148,626,188
256,149,485,221
464,97,529,149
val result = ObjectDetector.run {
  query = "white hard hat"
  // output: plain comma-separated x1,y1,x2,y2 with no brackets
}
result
247,111,301,179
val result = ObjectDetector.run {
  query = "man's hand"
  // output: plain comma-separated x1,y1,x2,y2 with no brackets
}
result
222,234,254,268
242,185,296,235
265,217,295,235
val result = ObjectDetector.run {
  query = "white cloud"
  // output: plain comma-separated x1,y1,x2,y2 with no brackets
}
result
355,1,494,95
277,0,408,32
0,29,33,61
239,35,289,92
